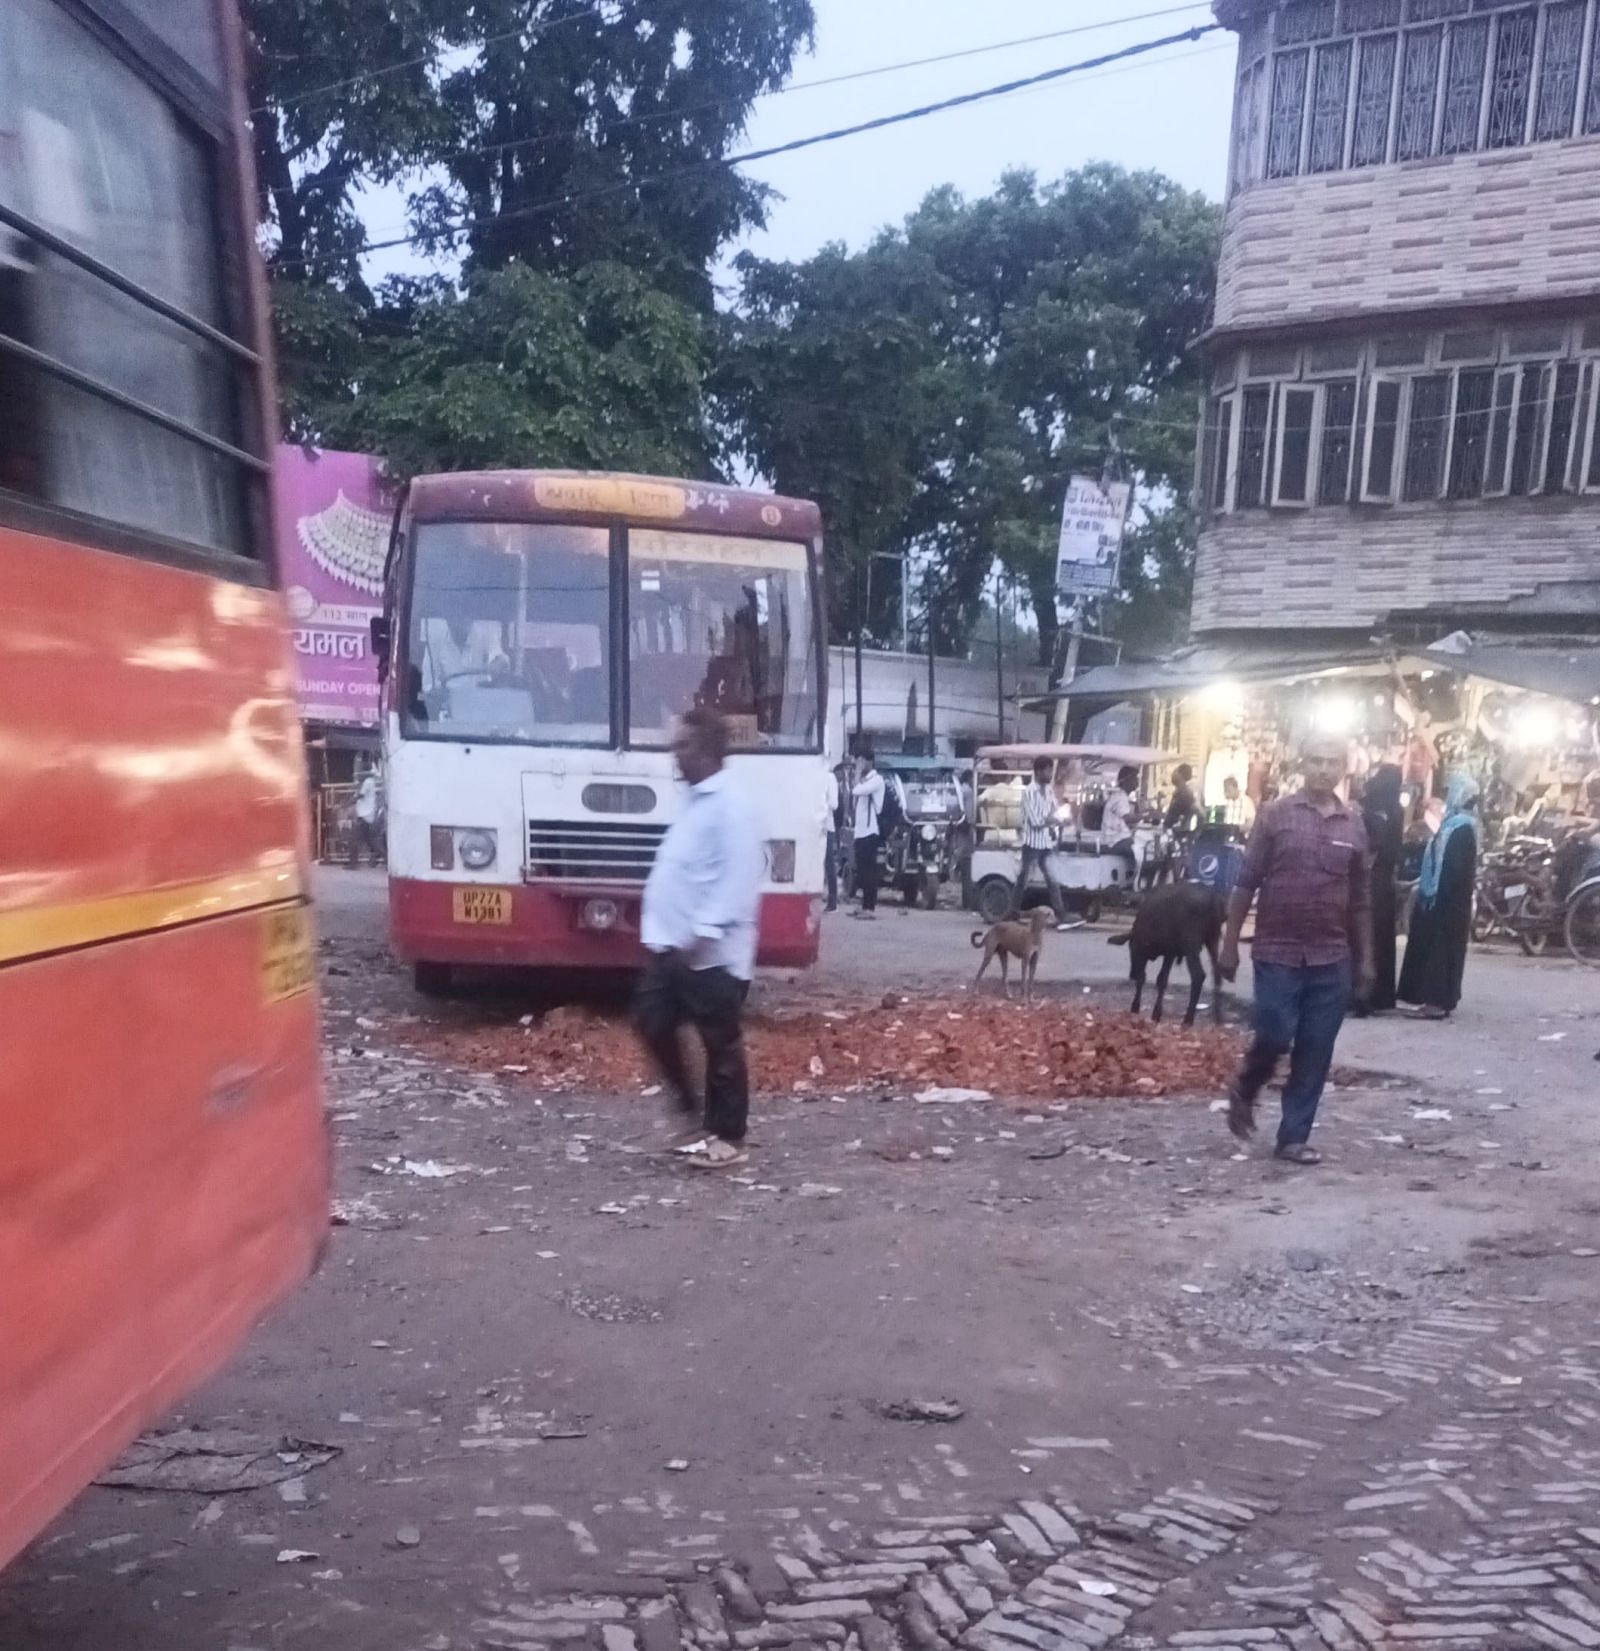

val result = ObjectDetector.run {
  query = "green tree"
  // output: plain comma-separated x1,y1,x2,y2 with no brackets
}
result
307,263,710,478
244,0,457,280
716,239,947,647
409,0,815,310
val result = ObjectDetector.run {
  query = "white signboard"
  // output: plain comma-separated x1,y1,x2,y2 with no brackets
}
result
1056,476,1130,599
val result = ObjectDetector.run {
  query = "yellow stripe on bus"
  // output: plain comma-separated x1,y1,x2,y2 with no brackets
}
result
0,862,306,968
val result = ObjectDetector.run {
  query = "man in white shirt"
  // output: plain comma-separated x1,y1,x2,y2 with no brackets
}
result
1101,763,1140,884
349,767,383,868
850,748,887,919
635,708,765,1168
1221,775,1257,836
1011,755,1073,929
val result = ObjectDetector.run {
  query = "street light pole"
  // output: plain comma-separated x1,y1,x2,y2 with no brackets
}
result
926,575,937,757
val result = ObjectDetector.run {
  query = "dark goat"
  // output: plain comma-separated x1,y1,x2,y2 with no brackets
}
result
1107,883,1226,1027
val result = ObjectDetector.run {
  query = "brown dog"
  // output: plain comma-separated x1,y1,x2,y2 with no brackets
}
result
970,906,1052,1002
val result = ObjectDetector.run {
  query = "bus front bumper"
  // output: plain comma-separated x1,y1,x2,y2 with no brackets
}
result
389,880,822,971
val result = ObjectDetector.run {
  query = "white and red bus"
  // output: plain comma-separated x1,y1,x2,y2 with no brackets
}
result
0,0,326,1567
376,470,830,987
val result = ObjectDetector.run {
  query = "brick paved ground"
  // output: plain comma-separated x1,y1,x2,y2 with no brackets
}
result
1,871,1595,1651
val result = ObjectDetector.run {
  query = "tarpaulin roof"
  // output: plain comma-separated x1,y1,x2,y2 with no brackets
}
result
1022,640,1391,706
1422,633,1600,704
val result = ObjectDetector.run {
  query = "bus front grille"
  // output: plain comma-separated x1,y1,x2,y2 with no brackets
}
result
525,821,669,884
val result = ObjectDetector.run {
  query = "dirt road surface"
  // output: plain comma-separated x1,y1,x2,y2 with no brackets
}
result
4,869,1598,1651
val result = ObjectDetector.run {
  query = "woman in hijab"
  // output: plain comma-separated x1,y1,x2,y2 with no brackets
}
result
1399,773,1480,1020
1360,763,1404,1014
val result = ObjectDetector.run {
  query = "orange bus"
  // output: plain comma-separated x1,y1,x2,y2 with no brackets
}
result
0,0,327,1568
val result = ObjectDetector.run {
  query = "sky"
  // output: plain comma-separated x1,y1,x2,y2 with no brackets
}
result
360,0,1239,286
729,0,1236,266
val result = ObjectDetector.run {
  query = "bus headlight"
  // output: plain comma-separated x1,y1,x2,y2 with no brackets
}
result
766,840,796,883
458,829,498,871
581,898,620,932
921,824,938,843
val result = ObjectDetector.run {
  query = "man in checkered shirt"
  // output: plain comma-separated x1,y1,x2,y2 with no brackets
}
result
1009,756,1079,931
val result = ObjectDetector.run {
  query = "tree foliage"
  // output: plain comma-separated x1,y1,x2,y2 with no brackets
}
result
300,263,710,478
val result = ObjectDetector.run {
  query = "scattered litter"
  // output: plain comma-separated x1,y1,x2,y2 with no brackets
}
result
1476,1087,1505,1096
1180,1284,1205,1295
535,1251,560,1260
538,1421,589,1440
665,1458,690,1472
798,1183,843,1199
596,1203,630,1215
392,1525,423,1549
312,1568,344,1582
96,1430,339,1494
400,1159,467,1179
916,1087,992,1105
1572,1248,1600,1259
276,1549,320,1564
1027,1144,1068,1161
1080,1579,1119,1598
930,1146,955,1160
277,1478,307,1504
641,1085,663,1097
877,1398,965,1424
1410,1108,1453,1122
1538,1032,1568,1042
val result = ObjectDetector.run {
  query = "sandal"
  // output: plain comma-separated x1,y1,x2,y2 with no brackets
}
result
687,1137,748,1170
1274,1143,1321,1166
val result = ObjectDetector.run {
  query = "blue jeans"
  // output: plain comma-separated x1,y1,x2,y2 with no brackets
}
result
1236,959,1351,1148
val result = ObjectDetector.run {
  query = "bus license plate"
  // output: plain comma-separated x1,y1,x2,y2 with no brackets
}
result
1504,883,1527,902
261,905,315,1003
453,887,512,925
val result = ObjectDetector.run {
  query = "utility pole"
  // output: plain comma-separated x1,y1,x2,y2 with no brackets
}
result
853,550,865,748
993,569,1006,743
926,573,937,757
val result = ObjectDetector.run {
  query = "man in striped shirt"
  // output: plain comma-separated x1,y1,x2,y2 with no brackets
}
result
1010,756,1078,930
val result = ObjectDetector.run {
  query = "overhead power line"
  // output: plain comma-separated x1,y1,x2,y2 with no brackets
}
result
275,3,1214,202
277,22,1221,274
254,0,619,115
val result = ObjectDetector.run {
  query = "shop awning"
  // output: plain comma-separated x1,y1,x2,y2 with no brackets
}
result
1022,639,1392,707
1421,633,1600,705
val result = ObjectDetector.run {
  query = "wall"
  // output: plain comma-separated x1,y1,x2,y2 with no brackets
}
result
826,647,1049,756
1214,136,1600,335
1192,493,1600,631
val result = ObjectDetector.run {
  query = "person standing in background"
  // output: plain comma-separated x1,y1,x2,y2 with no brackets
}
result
822,763,841,913
1012,755,1074,929
1221,775,1257,835
1164,764,1201,837
350,767,384,867
1398,773,1479,1021
635,708,764,1170
1101,764,1141,884
850,748,886,920
1219,734,1373,1166
1359,763,1404,1015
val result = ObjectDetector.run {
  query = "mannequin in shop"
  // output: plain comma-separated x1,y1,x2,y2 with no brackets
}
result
1398,774,1479,1020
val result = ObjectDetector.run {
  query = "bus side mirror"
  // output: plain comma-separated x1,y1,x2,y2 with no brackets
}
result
370,615,391,677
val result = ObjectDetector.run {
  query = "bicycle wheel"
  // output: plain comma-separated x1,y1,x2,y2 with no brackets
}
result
1565,883,1600,967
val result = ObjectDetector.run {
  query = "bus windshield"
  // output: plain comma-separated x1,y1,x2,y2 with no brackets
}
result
403,519,820,750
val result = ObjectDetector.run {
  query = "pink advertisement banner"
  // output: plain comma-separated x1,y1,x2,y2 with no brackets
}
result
274,446,392,728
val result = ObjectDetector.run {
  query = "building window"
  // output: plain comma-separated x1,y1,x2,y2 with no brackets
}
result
1267,49,1311,175
1309,40,1356,167
1583,370,1600,489
1396,27,1445,155
1279,0,1339,45
1232,59,1267,192
1486,7,1538,146
1237,385,1275,507
1342,0,1402,27
1403,373,1452,498
1587,17,1600,130
1352,33,1401,162
1509,363,1552,492
1275,386,1319,502
1404,0,1469,19
1535,0,1586,137
1447,367,1496,496
1364,378,1405,500
1485,367,1519,494
1440,17,1490,151
1319,378,1362,501
1209,396,1234,510
1545,360,1584,488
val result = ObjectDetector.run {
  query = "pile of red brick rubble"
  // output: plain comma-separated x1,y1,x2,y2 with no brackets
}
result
405,996,1241,1102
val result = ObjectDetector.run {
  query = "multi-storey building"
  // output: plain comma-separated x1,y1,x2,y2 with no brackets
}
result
1195,0,1600,643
